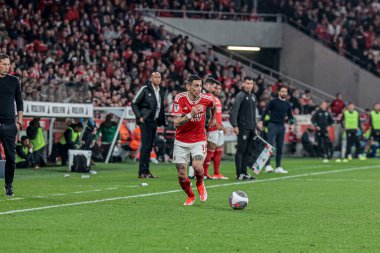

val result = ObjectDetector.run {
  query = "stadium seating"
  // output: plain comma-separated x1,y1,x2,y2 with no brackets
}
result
259,0,380,76
0,0,338,115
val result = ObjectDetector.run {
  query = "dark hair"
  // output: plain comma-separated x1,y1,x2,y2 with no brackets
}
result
21,136,29,141
204,77,215,85
187,74,202,84
214,80,221,86
243,76,253,81
0,53,10,61
76,123,84,129
278,85,288,91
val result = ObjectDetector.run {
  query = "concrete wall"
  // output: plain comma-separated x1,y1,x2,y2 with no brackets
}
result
281,24,379,107
145,16,379,108
145,17,283,48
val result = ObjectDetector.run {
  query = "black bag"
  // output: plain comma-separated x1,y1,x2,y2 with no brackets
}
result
71,154,91,173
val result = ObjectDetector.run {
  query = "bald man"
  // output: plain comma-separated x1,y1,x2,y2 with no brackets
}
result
132,72,167,178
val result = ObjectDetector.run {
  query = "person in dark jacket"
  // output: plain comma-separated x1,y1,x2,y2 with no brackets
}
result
311,101,334,162
260,85,294,174
132,72,166,178
26,118,47,169
50,123,83,166
301,127,318,157
0,53,24,197
229,76,257,180
93,114,120,162
16,136,34,168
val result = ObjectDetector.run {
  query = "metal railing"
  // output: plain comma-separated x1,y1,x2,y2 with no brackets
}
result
138,8,283,22
287,19,380,77
138,8,380,79
143,12,338,105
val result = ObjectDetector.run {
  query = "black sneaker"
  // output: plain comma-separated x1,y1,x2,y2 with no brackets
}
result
4,185,14,197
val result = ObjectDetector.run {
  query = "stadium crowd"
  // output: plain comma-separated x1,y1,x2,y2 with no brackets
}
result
0,0,250,110
0,0,326,116
132,0,380,75
1,0,378,168
259,0,380,75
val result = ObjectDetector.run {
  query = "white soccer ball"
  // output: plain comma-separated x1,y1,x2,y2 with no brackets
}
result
229,191,249,210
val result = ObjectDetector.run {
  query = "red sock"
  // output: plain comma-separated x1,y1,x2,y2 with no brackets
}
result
178,177,195,197
203,149,215,175
213,147,223,175
195,171,204,186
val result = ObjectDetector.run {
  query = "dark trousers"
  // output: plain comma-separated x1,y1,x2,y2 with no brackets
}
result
139,123,157,175
267,123,285,168
0,123,17,186
235,128,255,177
316,130,331,158
346,130,361,158
302,141,318,157
16,161,30,169
101,144,111,162
33,146,46,166
51,143,71,166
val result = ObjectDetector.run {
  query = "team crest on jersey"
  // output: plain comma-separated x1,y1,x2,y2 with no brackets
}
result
174,104,180,112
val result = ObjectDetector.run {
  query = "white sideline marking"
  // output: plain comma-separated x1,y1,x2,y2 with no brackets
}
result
293,178,379,182
0,165,378,216
8,198,24,201
5,185,124,200
300,165,331,169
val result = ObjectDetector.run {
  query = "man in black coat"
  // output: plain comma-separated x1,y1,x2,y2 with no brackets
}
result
0,53,23,196
311,101,334,161
230,76,257,180
132,72,166,178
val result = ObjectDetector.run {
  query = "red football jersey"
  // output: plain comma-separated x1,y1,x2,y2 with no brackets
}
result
207,94,223,132
172,92,215,143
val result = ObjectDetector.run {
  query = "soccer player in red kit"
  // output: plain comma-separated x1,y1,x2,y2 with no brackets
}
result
203,80,228,179
172,75,216,206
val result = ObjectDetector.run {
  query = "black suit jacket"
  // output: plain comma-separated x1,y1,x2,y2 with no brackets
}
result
132,81,166,127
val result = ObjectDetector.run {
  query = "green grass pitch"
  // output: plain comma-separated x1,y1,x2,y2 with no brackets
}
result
0,158,379,253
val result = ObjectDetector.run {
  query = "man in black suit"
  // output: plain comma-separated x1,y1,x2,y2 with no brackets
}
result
132,72,166,178
0,53,24,196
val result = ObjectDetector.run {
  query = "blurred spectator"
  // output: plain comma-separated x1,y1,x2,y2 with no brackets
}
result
330,93,346,116
288,89,302,112
26,118,47,169
301,127,318,157
259,0,380,75
50,123,83,166
93,114,120,162
16,136,34,169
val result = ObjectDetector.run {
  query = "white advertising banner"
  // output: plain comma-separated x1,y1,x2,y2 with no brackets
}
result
23,101,93,118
